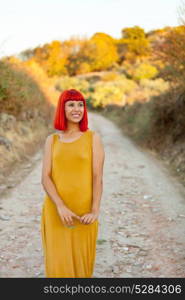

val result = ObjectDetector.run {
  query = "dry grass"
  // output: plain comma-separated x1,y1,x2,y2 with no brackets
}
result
0,60,55,185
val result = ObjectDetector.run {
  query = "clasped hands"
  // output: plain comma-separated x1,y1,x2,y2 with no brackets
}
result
80,211,99,225
57,204,99,226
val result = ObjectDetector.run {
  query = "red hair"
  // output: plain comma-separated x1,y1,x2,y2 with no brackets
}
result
53,89,89,131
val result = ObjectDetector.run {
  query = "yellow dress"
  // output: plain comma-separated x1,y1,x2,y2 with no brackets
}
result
40,129,99,278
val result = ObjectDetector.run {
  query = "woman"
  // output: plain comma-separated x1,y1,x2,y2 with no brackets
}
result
40,88,105,278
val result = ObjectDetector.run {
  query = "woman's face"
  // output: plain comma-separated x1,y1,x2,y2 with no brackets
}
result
65,100,84,123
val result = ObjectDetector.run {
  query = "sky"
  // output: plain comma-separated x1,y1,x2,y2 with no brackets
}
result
0,0,183,58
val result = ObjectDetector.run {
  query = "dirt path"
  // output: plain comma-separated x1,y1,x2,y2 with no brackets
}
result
0,112,185,277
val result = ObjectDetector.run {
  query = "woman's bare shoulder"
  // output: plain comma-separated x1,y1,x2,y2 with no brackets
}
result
91,130,104,146
44,133,56,147
91,130,101,138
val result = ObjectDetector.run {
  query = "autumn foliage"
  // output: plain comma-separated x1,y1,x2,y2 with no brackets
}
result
9,24,185,106
154,25,185,85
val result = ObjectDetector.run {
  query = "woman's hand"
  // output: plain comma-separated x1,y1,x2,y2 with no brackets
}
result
80,210,99,225
56,204,81,226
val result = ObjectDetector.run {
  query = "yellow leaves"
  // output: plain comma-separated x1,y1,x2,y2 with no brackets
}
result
132,63,158,81
89,32,119,71
118,26,151,62
77,62,91,74
55,76,89,94
122,26,146,39
90,76,137,108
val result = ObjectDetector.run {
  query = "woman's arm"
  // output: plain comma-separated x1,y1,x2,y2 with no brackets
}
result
91,131,105,213
41,134,66,208
80,131,105,225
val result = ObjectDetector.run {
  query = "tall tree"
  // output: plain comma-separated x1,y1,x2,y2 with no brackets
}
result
88,32,119,71
117,26,151,63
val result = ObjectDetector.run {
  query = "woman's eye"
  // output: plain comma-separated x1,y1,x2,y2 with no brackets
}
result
69,103,83,107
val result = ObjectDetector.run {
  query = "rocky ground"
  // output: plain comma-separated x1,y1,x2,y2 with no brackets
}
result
0,112,185,277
